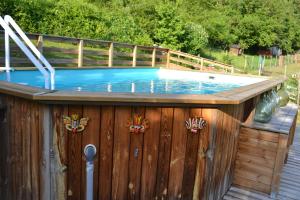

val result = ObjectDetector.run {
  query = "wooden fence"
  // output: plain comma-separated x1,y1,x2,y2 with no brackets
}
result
0,32,235,73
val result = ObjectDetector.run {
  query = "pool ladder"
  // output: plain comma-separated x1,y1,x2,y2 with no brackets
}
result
0,15,55,90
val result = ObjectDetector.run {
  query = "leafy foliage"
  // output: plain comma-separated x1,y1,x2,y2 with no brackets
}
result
0,0,300,53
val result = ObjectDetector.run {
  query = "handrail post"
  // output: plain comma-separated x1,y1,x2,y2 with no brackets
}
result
132,45,137,67
37,35,44,53
200,58,204,71
108,42,114,67
2,15,55,89
0,16,51,89
166,50,170,68
4,22,10,72
231,66,234,74
152,48,156,67
4,20,10,81
78,40,83,68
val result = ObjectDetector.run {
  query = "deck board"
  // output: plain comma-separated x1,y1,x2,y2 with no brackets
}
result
224,126,300,200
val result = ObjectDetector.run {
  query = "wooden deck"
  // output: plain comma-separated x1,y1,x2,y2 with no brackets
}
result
223,126,300,200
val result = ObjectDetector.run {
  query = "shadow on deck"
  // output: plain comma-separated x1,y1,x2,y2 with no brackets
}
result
223,126,300,200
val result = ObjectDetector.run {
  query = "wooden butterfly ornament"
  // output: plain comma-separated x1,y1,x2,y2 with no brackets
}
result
63,114,89,134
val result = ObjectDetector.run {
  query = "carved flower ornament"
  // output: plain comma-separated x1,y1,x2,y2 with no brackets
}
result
185,117,206,133
63,114,89,133
127,115,149,134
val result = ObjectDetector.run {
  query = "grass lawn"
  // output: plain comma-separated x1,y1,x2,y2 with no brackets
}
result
200,48,299,76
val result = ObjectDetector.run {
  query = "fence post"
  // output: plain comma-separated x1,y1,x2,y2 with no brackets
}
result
297,76,300,105
270,56,272,68
108,42,114,67
244,55,247,69
231,66,234,74
284,64,287,77
37,35,44,53
200,58,204,71
132,45,137,67
151,48,156,67
78,40,83,68
258,55,262,76
166,50,170,68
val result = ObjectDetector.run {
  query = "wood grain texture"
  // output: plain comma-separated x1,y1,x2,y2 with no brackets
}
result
168,108,189,199
128,107,145,200
0,94,262,200
31,103,41,200
181,108,201,199
155,108,174,199
81,106,100,200
209,107,224,200
99,106,115,200
233,117,295,195
51,105,68,200
194,108,217,200
67,105,83,200
271,134,288,196
0,95,9,200
140,107,161,199
112,106,131,200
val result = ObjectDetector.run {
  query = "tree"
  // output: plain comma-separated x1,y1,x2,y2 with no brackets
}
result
153,2,186,50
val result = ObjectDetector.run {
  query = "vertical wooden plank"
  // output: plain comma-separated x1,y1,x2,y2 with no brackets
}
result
168,108,189,199
15,98,24,199
20,100,26,198
218,106,235,199
22,100,32,200
31,103,41,200
37,35,44,53
0,96,9,200
218,106,235,198
112,106,131,200
10,97,17,200
128,107,145,199
40,105,51,200
208,108,224,200
228,104,244,185
99,106,114,200
182,108,201,199
193,108,217,200
67,105,83,200
151,48,156,67
81,106,101,200
166,50,170,68
200,58,204,70
140,107,161,199
108,43,114,67
132,46,137,67
271,134,288,197
78,40,84,68
52,105,68,200
155,108,174,199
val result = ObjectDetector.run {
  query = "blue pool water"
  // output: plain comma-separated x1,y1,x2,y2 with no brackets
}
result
0,68,261,95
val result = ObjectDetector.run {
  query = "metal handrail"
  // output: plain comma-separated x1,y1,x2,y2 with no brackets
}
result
0,15,55,89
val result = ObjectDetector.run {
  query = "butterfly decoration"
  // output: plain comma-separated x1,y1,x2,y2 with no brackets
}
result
127,114,149,134
185,117,206,133
63,114,89,134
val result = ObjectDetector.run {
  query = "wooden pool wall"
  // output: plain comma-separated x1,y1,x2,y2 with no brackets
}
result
0,94,247,200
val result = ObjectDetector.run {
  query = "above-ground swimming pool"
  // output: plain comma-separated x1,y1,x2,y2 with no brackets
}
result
0,68,264,95
0,67,284,200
